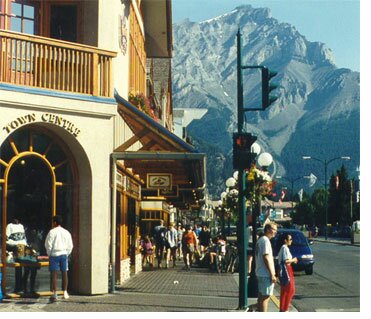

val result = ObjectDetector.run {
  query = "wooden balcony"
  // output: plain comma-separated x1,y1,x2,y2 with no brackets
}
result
0,30,117,97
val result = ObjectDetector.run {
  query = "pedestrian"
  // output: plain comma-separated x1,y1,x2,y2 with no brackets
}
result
45,215,73,302
153,220,166,268
140,235,154,267
255,222,278,312
278,233,298,312
6,217,28,293
176,224,184,260
181,225,198,270
165,222,178,268
199,225,211,256
194,224,202,238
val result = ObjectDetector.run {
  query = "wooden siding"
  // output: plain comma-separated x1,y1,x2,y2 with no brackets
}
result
129,4,146,95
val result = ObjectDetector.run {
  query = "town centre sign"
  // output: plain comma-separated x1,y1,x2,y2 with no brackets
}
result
3,113,81,137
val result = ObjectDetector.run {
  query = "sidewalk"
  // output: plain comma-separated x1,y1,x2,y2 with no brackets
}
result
0,264,289,312
311,236,360,247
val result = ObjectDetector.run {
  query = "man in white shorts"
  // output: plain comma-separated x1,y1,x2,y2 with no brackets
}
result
255,222,278,312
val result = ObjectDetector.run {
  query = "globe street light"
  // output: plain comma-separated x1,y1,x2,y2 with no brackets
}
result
257,152,273,169
302,156,351,240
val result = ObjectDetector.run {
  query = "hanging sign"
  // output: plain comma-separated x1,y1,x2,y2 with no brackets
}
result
147,173,172,189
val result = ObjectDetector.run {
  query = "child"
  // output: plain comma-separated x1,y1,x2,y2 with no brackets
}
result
140,235,154,267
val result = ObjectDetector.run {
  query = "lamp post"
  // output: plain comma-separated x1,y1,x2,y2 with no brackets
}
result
248,151,273,298
235,29,278,310
302,156,351,240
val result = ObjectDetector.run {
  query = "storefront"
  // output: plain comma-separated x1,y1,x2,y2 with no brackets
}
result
0,125,78,296
140,198,170,236
115,164,143,283
0,90,116,296
110,92,206,287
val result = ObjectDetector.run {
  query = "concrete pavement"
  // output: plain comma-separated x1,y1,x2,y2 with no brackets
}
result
0,263,292,312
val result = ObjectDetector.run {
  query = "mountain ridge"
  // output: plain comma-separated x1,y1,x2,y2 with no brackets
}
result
172,5,360,198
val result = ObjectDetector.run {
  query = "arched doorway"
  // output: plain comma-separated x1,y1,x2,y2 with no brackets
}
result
0,126,77,296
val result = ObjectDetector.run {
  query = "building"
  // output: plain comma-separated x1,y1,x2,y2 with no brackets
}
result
0,0,205,296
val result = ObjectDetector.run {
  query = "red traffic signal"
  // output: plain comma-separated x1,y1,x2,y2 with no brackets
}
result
233,133,257,169
233,133,257,150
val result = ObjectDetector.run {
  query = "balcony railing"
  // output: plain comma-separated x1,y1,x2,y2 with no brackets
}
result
0,30,117,97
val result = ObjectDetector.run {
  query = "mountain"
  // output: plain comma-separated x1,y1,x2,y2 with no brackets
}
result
172,5,360,198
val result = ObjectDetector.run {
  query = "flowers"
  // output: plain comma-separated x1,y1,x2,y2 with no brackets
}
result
128,92,150,114
128,92,160,122
245,164,276,201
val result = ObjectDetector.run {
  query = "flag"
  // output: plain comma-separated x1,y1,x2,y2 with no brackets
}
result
279,189,287,203
298,188,303,202
308,173,317,187
335,175,339,189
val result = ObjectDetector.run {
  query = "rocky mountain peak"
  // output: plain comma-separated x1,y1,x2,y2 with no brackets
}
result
172,5,359,197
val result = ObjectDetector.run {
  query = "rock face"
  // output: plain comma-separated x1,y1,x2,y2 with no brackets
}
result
172,5,360,197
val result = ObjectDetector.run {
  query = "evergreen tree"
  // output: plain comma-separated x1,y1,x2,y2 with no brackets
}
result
311,188,326,226
328,165,352,226
292,191,314,225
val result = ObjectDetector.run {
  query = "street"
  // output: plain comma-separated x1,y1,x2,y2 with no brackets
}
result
291,241,360,312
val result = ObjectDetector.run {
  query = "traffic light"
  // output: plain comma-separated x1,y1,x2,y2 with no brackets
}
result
233,132,257,170
262,67,278,110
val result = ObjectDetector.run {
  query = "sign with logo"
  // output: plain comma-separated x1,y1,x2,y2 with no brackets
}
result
147,173,172,189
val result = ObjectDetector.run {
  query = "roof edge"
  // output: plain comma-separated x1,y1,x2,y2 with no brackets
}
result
114,89,197,153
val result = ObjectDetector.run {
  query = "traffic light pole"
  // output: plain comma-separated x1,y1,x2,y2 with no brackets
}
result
235,28,278,309
236,28,248,310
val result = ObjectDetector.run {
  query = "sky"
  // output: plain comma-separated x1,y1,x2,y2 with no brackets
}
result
172,0,360,72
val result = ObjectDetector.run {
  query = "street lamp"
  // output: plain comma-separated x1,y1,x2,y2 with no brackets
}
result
302,156,351,240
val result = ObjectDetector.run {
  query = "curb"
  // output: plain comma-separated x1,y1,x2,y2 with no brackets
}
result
311,238,360,247
270,294,280,308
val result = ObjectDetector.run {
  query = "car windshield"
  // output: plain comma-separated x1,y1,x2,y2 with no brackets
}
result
289,232,308,246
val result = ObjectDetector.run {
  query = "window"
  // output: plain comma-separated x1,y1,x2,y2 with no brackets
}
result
10,1,36,34
0,0,37,34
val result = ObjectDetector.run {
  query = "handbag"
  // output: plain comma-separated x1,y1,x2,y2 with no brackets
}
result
279,260,290,286
14,244,38,263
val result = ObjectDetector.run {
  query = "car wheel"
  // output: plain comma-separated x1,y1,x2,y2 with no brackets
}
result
305,266,313,275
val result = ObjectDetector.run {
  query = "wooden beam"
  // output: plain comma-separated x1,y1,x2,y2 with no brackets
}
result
115,127,150,152
140,139,158,151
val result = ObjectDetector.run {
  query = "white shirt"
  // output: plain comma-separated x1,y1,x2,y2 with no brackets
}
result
165,228,178,248
6,223,28,246
278,244,292,265
255,235,274,277
45,225,73,257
